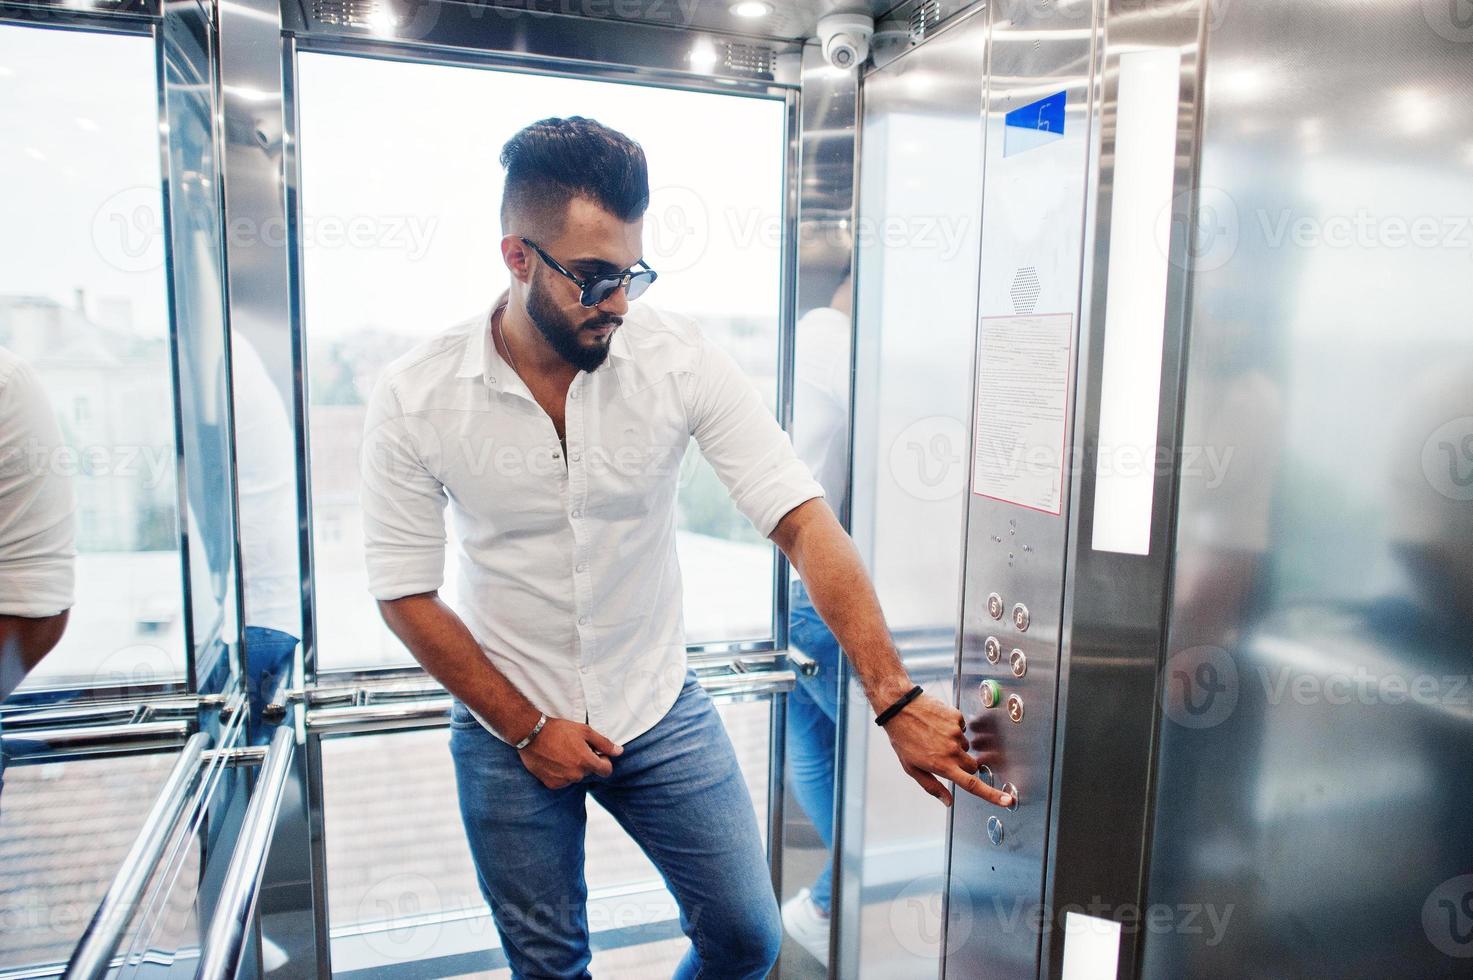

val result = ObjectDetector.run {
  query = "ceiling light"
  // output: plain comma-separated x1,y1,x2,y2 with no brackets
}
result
730,1,773,17
689,39,719,72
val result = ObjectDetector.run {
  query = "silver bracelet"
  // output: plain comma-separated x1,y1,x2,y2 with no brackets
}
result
514,712,547,750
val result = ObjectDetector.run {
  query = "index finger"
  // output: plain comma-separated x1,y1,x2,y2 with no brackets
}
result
943,764,1013,809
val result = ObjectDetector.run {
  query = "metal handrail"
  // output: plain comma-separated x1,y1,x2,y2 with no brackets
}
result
2,720,194,765
304,666,798,735
63,732,211,980
193,725,296,980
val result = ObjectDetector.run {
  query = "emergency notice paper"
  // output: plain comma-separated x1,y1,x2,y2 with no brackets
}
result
971,313,1074,515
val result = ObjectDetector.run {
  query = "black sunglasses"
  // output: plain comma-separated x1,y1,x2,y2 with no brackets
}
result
520,237,658,308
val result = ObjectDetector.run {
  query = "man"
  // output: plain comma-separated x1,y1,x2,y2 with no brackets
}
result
362,116,1010,980
779,269,852,966
0,345,75,791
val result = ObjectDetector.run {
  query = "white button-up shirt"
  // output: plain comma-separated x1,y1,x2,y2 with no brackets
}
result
361,302,823,743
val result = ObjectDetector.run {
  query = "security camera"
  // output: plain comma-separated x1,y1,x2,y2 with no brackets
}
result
817,12,874,70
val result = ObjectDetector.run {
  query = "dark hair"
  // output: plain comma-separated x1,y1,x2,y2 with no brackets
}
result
499,116,649,235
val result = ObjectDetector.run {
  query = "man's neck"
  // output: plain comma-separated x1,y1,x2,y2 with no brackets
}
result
498,302,578,388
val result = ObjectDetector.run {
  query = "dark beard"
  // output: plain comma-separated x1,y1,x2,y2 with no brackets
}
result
525,270,619,372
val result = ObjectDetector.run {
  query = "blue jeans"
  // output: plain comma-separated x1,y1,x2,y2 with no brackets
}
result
244,626,297,746
449,671,781,979
786,580,840,915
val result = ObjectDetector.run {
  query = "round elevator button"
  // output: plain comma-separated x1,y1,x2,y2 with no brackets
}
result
1000,781,1019,811
984,636,1002,664
987,815,1004,846
1010,649,1027,678
1012,603,1030,631
987,593,1004,620
980,679,1002,709
1006,693,1024,723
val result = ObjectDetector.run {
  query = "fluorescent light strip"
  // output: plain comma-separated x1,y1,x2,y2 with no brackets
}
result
1090,47,1183,556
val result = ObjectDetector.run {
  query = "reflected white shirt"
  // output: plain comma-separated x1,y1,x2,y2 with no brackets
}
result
0,346,75,618
360,303,823,743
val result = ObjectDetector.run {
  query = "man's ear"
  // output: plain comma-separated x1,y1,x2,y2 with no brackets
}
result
501,235,533,284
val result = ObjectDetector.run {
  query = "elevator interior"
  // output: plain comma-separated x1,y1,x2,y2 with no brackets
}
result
1,0,1471,978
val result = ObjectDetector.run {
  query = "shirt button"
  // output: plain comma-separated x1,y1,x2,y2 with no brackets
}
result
572,509,582,519
552,450,561,459
576,562,588,572
571,452,581,463
571,388,580,399
579,615,590,626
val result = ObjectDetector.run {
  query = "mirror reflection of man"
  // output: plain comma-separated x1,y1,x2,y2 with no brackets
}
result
0,345,76,789
361,117,1010,980
780,268,852,967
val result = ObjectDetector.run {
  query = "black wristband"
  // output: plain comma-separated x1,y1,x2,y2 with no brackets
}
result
874,685,925,727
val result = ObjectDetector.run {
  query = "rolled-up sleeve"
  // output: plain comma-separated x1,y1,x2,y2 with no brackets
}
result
360,376,448,600
686,333,824,537
0,359,75,617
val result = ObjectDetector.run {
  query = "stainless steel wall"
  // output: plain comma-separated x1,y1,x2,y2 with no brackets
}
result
1141,1,1473,976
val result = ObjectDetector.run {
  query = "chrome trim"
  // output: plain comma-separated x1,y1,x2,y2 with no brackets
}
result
765,692,787,907
284,4,804,88
194,725,296,980
304,670,798,735
0,720,193,763
63,733,211,980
